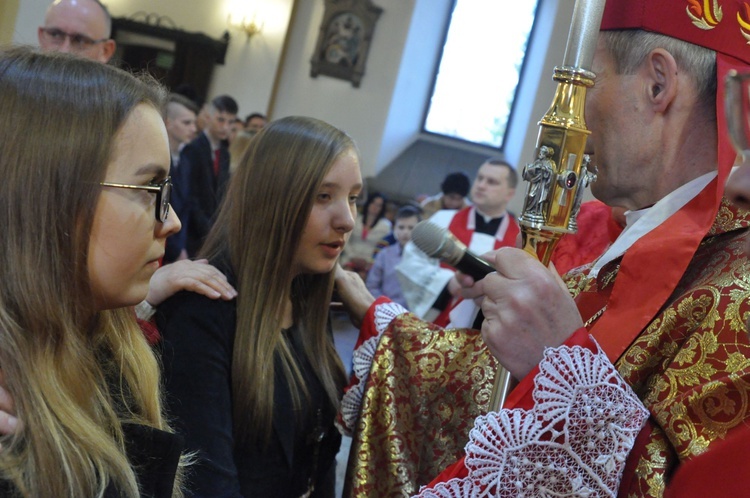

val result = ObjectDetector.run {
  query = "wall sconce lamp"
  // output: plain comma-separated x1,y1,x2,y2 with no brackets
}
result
228,14,264,40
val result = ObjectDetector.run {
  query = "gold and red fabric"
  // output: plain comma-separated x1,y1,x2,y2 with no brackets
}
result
345,201,750,497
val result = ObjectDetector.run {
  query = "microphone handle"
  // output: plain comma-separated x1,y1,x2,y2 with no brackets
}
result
455,251,495,280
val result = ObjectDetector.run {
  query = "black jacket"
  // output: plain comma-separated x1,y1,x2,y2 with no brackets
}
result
0,423,183,497
156,288,340,498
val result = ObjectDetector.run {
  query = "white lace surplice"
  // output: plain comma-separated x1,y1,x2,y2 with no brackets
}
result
416,345,649,498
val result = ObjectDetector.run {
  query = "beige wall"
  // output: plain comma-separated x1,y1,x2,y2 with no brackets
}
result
9,0,591,212
1,0,21,45
270,0,419,179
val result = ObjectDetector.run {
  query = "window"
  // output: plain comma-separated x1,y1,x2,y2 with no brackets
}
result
424,0,541,149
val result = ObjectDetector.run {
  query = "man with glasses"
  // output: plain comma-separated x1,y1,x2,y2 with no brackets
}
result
38,0,116,63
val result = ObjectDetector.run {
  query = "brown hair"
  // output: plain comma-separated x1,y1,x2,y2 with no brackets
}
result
200,116,353,443
0,47,181,497
485,157,519,188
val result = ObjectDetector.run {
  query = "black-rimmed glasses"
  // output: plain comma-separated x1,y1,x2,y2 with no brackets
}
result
726,70,750,157
39,27,108,50
100,177,172,223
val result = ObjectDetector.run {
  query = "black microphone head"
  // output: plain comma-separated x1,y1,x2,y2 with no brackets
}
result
411,221,447,258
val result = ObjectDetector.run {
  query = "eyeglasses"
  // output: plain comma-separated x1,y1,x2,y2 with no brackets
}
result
39,27,108,50
100,177,172,223
725,70,750,157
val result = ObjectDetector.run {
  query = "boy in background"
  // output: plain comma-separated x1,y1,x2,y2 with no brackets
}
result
366,206,421,308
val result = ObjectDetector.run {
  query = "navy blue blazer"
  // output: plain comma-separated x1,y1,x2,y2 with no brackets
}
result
173,133,230,257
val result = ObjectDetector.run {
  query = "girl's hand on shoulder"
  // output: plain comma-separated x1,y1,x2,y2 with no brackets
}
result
146,259,237,305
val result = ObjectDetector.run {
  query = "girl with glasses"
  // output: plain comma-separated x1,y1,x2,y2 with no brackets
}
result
0,47,185,497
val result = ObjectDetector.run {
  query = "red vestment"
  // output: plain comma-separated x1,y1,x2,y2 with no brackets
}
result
344,200,750,497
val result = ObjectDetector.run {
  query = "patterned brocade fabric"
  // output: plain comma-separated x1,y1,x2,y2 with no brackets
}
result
567,201,750,497
346,200,750,498
613,205,750,496
344,313,497,497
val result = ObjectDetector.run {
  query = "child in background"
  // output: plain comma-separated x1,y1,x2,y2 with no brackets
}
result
365,206,421,308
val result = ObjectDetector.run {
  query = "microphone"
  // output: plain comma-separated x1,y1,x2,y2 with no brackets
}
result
411,221,496,280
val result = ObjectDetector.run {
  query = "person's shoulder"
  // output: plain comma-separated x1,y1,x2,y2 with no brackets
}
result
377,217,392,228
420,194,441,207
156,290,236,329
162,288,233,311
577,200,612,222
181,133,209,154
390,242,404,253
156,291,237,350
379,243,401,257
428,208,461,228
382,244,405,265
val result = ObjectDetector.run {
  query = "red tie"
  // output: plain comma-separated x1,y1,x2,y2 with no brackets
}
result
213,149,220,177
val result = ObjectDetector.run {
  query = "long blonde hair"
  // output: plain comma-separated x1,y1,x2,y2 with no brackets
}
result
200,116,351,444
0,47,178,497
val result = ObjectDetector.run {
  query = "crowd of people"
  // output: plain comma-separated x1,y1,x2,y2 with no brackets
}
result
3,0,750,497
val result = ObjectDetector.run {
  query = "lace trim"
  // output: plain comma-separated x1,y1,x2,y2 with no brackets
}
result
415,344,649,498
373,301,407,333
338,301,408,435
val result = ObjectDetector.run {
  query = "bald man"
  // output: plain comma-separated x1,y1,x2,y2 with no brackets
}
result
38,0,116,63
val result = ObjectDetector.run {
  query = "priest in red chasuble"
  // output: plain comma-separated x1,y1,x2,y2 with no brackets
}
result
338,0,750,496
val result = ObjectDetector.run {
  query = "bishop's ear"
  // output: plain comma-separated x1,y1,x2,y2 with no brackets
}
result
644,48,678,111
